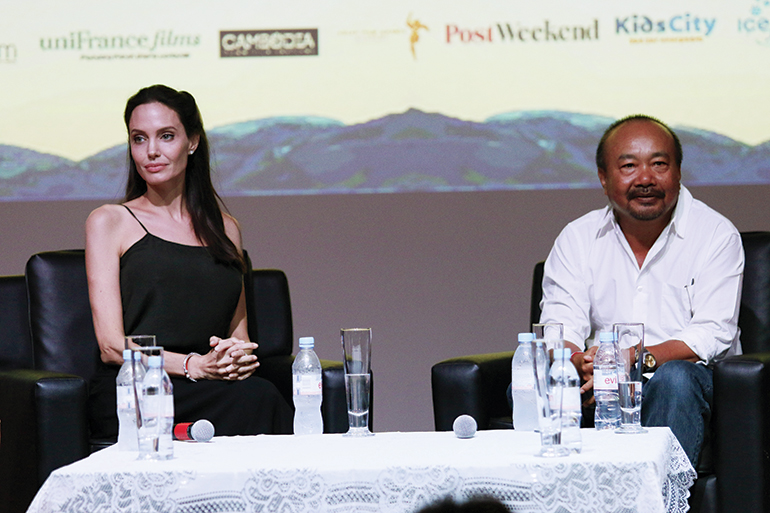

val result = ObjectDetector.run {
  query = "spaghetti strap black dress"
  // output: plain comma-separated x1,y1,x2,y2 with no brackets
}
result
88,206,293,440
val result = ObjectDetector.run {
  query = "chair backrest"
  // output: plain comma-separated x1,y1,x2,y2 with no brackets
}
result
26,250,101,380
25,249,294,380
529,231,770,355
245,268,294,358
0,275,33,370
530,261,545,327
738,231,770,354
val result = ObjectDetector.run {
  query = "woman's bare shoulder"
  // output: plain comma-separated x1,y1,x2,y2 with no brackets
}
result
86,204,127,232
86,203,147,256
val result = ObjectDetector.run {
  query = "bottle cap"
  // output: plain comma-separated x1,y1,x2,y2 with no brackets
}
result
518,332,535,343
553,348,573,359
599,331,616,343
299,336,315,349
148,355,162,368
123,349,132,362
133,351,143,361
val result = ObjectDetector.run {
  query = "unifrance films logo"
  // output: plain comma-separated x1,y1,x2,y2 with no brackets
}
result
220,29,318,57
738,0,770,46
39,30,200,51
38,30,200,59
615,13,716,42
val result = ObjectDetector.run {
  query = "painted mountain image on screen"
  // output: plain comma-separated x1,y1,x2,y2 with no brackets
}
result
1,110,768,201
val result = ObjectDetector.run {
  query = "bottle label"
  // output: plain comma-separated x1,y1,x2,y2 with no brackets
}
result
510,382,534,391
294,374,322,396
117,385,135,410
163,394,174,418
594,368,618,390
139,391,173,424
550,387,581,412
141,389,160,421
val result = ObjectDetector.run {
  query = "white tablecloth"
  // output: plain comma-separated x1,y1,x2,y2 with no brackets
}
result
27,427,695,513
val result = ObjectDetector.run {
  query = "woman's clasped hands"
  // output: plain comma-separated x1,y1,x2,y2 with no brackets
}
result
186,337,260,381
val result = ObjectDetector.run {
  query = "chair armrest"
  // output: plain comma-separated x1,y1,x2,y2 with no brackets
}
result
319,360,349,434
431,351,514,431
0,369,89,513
713,352,770,513
256,356,367,434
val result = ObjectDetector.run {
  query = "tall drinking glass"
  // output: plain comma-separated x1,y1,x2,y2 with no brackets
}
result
531,323,569,457
613,323,647,434
532,323,564,353
341,328,373,437
126,335,166,459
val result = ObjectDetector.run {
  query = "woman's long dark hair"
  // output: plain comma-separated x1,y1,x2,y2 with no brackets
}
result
123,84,245,272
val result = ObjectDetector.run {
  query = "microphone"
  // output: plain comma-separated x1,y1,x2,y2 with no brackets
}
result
173,419,215,442
452,414,477,439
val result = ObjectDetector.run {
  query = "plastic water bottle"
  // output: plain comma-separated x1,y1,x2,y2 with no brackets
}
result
549,348,582,453
138,355,174,459
594,331,621,430
292,336,323,435
512,332,539,431
116,350,145,451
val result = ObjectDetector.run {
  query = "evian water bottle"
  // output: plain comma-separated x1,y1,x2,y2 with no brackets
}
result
594,331,621,430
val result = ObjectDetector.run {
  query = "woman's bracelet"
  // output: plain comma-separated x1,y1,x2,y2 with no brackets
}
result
183,352,201,382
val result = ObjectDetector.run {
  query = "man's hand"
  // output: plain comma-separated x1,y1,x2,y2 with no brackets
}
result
571,345,598,405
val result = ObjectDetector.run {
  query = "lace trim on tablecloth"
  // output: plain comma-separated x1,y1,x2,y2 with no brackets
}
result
661,432,697,513
27,433,696,513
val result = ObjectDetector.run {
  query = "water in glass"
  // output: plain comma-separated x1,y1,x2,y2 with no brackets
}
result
344,373,370,429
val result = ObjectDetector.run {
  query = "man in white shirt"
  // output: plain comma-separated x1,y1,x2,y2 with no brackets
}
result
540,115,744,466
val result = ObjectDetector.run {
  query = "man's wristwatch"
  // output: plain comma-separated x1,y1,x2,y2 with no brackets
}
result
642,351,657,372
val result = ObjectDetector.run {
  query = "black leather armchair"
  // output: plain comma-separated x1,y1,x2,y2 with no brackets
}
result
709,231,770,513
430,260,544,432
0,249,361,513
0,275,33,371
432,231,770,513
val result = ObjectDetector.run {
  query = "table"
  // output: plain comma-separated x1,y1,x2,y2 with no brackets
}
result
27,427,695,513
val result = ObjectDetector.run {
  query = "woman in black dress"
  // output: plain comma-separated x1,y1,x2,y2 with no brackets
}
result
86,84,292,439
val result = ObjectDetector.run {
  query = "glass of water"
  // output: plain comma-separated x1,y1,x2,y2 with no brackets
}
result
126,335,169,458
531,338,569,457
532,323,564,354
341,328,374,437
613,323,647,434
617,381,646,433
531,323,569,457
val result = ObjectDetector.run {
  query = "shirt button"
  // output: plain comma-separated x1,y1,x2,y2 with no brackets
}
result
637,286,643,292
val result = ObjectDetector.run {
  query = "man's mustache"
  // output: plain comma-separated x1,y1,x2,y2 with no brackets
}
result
628,187,665,200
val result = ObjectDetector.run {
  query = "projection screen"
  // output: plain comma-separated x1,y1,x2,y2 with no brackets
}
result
2,0,769,201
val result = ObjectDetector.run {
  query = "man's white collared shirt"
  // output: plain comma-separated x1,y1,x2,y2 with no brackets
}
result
540,185,744,363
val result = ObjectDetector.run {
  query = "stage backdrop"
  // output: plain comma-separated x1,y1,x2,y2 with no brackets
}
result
1,0,769,432
1,0,769,200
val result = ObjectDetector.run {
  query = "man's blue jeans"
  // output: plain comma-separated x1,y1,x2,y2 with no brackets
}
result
641,360,713,468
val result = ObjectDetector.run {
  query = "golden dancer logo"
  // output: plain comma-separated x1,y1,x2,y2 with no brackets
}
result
407,14,428,59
